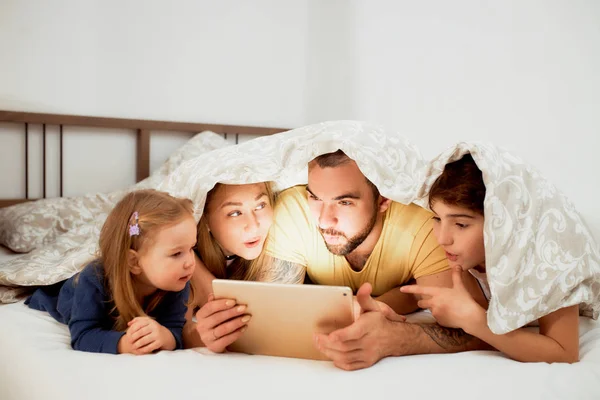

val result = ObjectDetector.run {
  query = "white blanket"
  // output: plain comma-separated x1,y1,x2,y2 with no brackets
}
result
0,131,229,301
160,120,425,218
415,143,600,333
0,121,599,334
162,123,600,333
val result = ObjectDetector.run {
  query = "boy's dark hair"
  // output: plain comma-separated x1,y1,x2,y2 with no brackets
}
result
429,153,486,215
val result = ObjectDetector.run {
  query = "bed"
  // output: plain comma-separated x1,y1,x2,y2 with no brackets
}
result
1,111,599,400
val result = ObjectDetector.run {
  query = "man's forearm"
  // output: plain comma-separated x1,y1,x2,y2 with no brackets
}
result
388,321,492,356
375,287,419,315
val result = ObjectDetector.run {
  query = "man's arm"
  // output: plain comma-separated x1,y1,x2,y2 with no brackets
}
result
253,255,306,284
316,312,492,371
374,284,419,315
315,283,492,371
400,322,491,355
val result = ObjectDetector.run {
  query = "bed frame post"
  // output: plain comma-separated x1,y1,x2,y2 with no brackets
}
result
24,123,29,199
0,110,287,208
136,129,150,182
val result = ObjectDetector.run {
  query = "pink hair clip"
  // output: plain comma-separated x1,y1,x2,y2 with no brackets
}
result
128,211,140,236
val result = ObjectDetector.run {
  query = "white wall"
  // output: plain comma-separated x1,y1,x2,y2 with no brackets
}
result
0,0,310,196
0,0,309,127
329,0,600,238
1,0,600,238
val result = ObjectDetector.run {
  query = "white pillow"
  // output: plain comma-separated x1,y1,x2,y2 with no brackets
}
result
0,131,228,303
0,131,228,253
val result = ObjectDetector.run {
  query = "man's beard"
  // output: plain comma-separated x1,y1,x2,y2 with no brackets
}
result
319,210,378,256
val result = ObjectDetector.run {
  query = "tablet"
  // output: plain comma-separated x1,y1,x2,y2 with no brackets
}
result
212,279,354,360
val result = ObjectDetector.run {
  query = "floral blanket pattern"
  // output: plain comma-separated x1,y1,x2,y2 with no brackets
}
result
1,123,598,334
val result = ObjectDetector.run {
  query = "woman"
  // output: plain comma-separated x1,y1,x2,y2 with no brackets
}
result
183,182,275,350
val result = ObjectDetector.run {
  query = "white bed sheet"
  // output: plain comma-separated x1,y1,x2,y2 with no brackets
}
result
1,301,599,400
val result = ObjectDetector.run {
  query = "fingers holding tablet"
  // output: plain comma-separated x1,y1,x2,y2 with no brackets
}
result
195,296,251,353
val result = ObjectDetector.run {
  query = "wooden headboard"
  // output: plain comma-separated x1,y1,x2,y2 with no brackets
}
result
0,110,287,208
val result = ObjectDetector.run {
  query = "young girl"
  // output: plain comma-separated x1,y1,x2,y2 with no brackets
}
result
26,189,197,355
183,182,275,351
401,154,580,363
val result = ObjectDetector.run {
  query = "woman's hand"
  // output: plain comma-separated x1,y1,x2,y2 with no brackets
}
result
195,293,250,353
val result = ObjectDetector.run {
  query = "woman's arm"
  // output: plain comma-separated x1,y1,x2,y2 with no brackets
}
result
189,254,215,307
182,309,205,349
182,255,215,349
466,305,579,363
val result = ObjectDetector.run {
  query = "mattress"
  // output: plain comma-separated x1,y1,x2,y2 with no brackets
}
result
1,300,599,400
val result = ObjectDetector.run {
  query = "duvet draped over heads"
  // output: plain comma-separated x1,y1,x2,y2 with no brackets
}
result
0,121,598,334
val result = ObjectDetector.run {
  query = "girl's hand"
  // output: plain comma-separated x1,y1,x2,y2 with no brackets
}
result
117,332,136,354
125,316,176,354
195,293,250,353
400,266,485,331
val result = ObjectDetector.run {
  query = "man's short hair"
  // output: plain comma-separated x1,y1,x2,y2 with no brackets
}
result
309,150,380,200
311,149,353,168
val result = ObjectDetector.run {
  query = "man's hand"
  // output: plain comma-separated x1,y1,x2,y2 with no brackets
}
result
314,282,406,371
401,266,485,331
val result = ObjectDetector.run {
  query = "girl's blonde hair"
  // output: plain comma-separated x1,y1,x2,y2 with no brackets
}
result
196,182,275,281
99,189,194,331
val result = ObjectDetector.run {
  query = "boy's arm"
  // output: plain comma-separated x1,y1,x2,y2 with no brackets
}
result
375,269,487,316
466,305,579,363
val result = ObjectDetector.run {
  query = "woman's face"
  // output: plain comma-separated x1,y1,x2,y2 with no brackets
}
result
205,183,274,260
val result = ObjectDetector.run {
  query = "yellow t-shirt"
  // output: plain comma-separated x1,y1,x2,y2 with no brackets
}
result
265,186,448,296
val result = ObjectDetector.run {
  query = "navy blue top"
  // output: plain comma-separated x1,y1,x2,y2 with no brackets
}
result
26,261,190,354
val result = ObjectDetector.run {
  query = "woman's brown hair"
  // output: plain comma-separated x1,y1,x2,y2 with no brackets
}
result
98,189,194,331
428,153,486,215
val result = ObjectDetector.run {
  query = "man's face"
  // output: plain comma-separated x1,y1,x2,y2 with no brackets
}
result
307,160,379,256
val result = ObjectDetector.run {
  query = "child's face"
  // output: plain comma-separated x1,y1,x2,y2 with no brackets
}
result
206,183,273,260
430,201,485,271
136,216,197,292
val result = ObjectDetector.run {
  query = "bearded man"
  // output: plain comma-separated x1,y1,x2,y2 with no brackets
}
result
254,150,490,370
